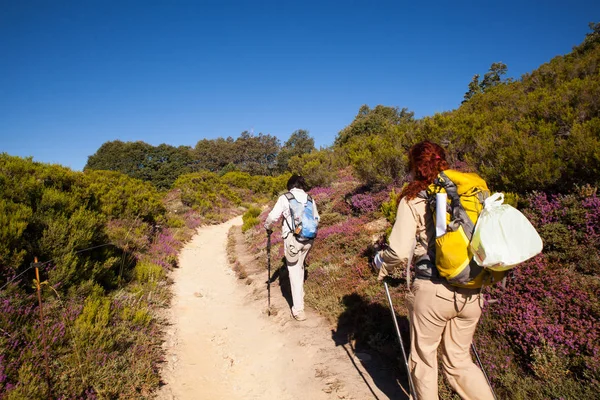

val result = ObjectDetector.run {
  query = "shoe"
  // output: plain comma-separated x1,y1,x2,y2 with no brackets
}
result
293,310,307,321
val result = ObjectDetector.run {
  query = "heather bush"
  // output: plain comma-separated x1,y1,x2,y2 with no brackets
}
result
145,228,180,270
349,193,378,214
468,189,600,398
317,212,345,227
524,191,600,275
181,210,203,230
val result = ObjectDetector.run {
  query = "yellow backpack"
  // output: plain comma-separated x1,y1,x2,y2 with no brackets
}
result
427,170,506,288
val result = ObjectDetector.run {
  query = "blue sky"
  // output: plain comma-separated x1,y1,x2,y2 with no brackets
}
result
1,1,598,171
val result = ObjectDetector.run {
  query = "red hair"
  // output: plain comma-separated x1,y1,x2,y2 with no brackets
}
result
400,141,449,201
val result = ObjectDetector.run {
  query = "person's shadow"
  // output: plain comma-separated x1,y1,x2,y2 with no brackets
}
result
268,257,311,312
267,257,293,310
331,288,411,400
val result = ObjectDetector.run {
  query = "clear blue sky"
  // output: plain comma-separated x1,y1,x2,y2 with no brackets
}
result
1,1,598,171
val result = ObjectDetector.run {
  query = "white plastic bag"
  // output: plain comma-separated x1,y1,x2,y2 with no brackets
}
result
470,193,543,271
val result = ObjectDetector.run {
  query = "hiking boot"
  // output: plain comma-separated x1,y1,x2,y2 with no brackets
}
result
293,310,307,321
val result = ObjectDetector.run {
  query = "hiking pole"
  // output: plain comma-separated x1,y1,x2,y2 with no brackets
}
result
384,281,418,400
266,230,272,316
471,343,498,400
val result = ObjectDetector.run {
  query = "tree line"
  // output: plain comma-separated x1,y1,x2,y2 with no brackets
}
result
85,129,316,189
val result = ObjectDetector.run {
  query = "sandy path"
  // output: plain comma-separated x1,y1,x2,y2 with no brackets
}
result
156,216,406,400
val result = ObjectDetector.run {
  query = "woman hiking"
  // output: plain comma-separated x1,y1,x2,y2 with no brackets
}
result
372,141,495,400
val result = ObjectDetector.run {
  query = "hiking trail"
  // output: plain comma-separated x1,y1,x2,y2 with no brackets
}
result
156,216,407,400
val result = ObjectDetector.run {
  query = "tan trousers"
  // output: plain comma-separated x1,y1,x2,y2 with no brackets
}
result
406,279,494,400
284,235,313,315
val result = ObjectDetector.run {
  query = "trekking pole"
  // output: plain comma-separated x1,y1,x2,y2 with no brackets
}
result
471,343,498,400
384,281,418,400
266,231,272,316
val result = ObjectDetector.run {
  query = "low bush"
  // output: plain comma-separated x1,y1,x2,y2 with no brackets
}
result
242,206,262,232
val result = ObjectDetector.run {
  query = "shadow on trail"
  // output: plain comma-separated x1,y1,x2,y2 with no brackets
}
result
331,292,411,400
267,257,294,311
267,257,310,313
267,259,409,399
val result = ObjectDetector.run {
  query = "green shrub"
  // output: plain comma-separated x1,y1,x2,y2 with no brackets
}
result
343,129,408,187
82,170,166,222
73,292,112,345
288,150,337,188
0,198,32,270
380,188,401,224
502,192,519,207
134,261,165,284
174,170,241,215
105,218,152,252
318,212,345,227
221,171,253,188
242,206,262,232
132,309,152,326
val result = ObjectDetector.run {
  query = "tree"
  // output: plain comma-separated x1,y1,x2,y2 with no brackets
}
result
143,144,195,189
335,105,414,146
85,140,193,189
481,62,508,91
192,133,281,175
276,129,316,172
574,21,600,54
463,74,482,102
86,140,151,177
233,131,281,175
192,137,237,172
463,63,508,103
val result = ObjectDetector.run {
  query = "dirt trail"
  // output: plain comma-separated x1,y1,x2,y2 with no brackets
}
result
156,216,406,400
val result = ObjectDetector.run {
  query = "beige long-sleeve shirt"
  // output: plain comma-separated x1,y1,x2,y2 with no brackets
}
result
378,195,436,280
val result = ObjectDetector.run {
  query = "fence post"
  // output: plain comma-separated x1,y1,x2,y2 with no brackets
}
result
34,257,52,399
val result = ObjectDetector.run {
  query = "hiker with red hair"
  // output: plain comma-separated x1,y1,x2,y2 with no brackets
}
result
372,141,495,400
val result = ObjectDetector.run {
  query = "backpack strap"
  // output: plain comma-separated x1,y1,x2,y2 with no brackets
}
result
283,192,296,232
434,171,476,239
306,194,314,209
284,192,296,201
286,192,313,206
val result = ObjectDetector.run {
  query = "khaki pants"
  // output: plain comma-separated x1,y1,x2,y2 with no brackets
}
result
284,235,313,315
406,279,494,400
